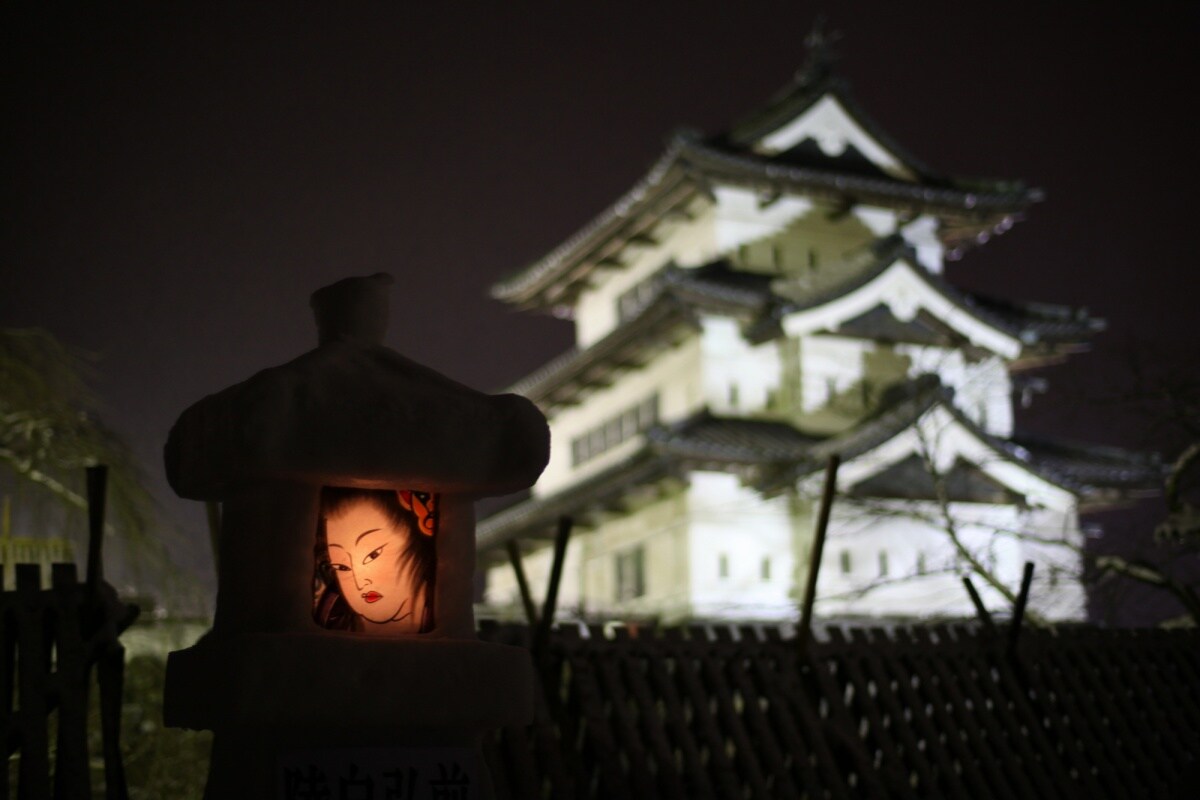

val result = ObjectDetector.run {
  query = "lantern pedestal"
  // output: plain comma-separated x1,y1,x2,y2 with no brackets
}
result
166,634,534,799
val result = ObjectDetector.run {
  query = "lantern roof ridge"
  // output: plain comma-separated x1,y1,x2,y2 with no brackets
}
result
165,274,550,500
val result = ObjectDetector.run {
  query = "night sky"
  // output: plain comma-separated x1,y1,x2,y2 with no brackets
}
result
4,3,1198,609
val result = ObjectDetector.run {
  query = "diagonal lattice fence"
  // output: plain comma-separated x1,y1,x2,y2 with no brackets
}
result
480,622,1200,799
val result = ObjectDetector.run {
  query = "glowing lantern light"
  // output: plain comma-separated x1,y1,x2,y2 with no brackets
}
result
162,273,549,798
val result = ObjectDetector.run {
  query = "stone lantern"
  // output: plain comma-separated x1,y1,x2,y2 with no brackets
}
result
163,273,549,799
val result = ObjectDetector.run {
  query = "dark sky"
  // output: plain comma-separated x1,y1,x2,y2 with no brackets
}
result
4,2,1198,601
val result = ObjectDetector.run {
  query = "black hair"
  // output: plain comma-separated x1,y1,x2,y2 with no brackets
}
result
312,486,437,632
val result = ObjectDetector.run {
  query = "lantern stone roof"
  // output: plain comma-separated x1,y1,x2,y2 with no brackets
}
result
165,273,550,501
477,376,1160,550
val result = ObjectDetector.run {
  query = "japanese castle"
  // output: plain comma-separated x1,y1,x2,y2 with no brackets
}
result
476,39,1156,623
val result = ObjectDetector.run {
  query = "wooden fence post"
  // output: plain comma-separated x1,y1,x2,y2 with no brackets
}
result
962,575,996,635
1008,561,1035,654
85,465,108,592
52,563,92,800
533,517,573,657
797,454,839,655
505,539,540,628
15,564,50,800
97,645,130,800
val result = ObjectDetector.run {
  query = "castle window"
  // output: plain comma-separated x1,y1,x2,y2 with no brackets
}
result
728,383,739,408
839,550,852,575
570,393,660,466
761,557,771,581
615,546,646,601
878,550,889,578
916,551,927,576
824,377,838,404
603,418,621,448
616,273,663,322
860,379,873,406
637,395,659,429
718,553,729,579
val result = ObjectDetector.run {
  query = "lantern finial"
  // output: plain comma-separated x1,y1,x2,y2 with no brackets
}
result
310,272,394,345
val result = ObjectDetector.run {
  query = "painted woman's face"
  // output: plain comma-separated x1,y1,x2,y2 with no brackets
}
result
324,500,423,632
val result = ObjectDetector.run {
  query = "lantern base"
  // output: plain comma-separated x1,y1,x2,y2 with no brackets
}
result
164,632,536,731
206,732,495,800
165,633,531,799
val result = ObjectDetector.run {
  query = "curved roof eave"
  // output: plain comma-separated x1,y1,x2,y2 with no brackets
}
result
491,135,1040,312
783,381,1154,504
489,140,693,307
679,140,1038,214
778,242,1027,359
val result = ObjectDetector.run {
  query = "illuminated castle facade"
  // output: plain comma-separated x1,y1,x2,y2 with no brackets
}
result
477,43,1155,623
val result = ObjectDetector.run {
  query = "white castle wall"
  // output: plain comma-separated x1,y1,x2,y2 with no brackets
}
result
817,500,1026,618
1021,506,1087,620
700,316,782,414
579,490,691,621
899,348,1014,436
686,472,798,620
796,336,870,414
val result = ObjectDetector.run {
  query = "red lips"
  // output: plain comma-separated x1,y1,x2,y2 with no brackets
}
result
362,591,382,603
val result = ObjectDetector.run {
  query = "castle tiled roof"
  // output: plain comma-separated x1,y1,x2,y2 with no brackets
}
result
679,137,1036,214
646,412,818,464
491,141,694,311
721,63,940,179
771,237,1102,351
997,434,1163,495
509,241,1101,411
766,376,1161,503
477,376,1159,550
492,112,1039,310
678,238,1103,353
966,294,1106,344
477,452,674,552
506,293,698,407
660,261,775,313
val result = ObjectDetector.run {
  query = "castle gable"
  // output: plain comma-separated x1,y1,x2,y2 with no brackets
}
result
750,93,919,182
